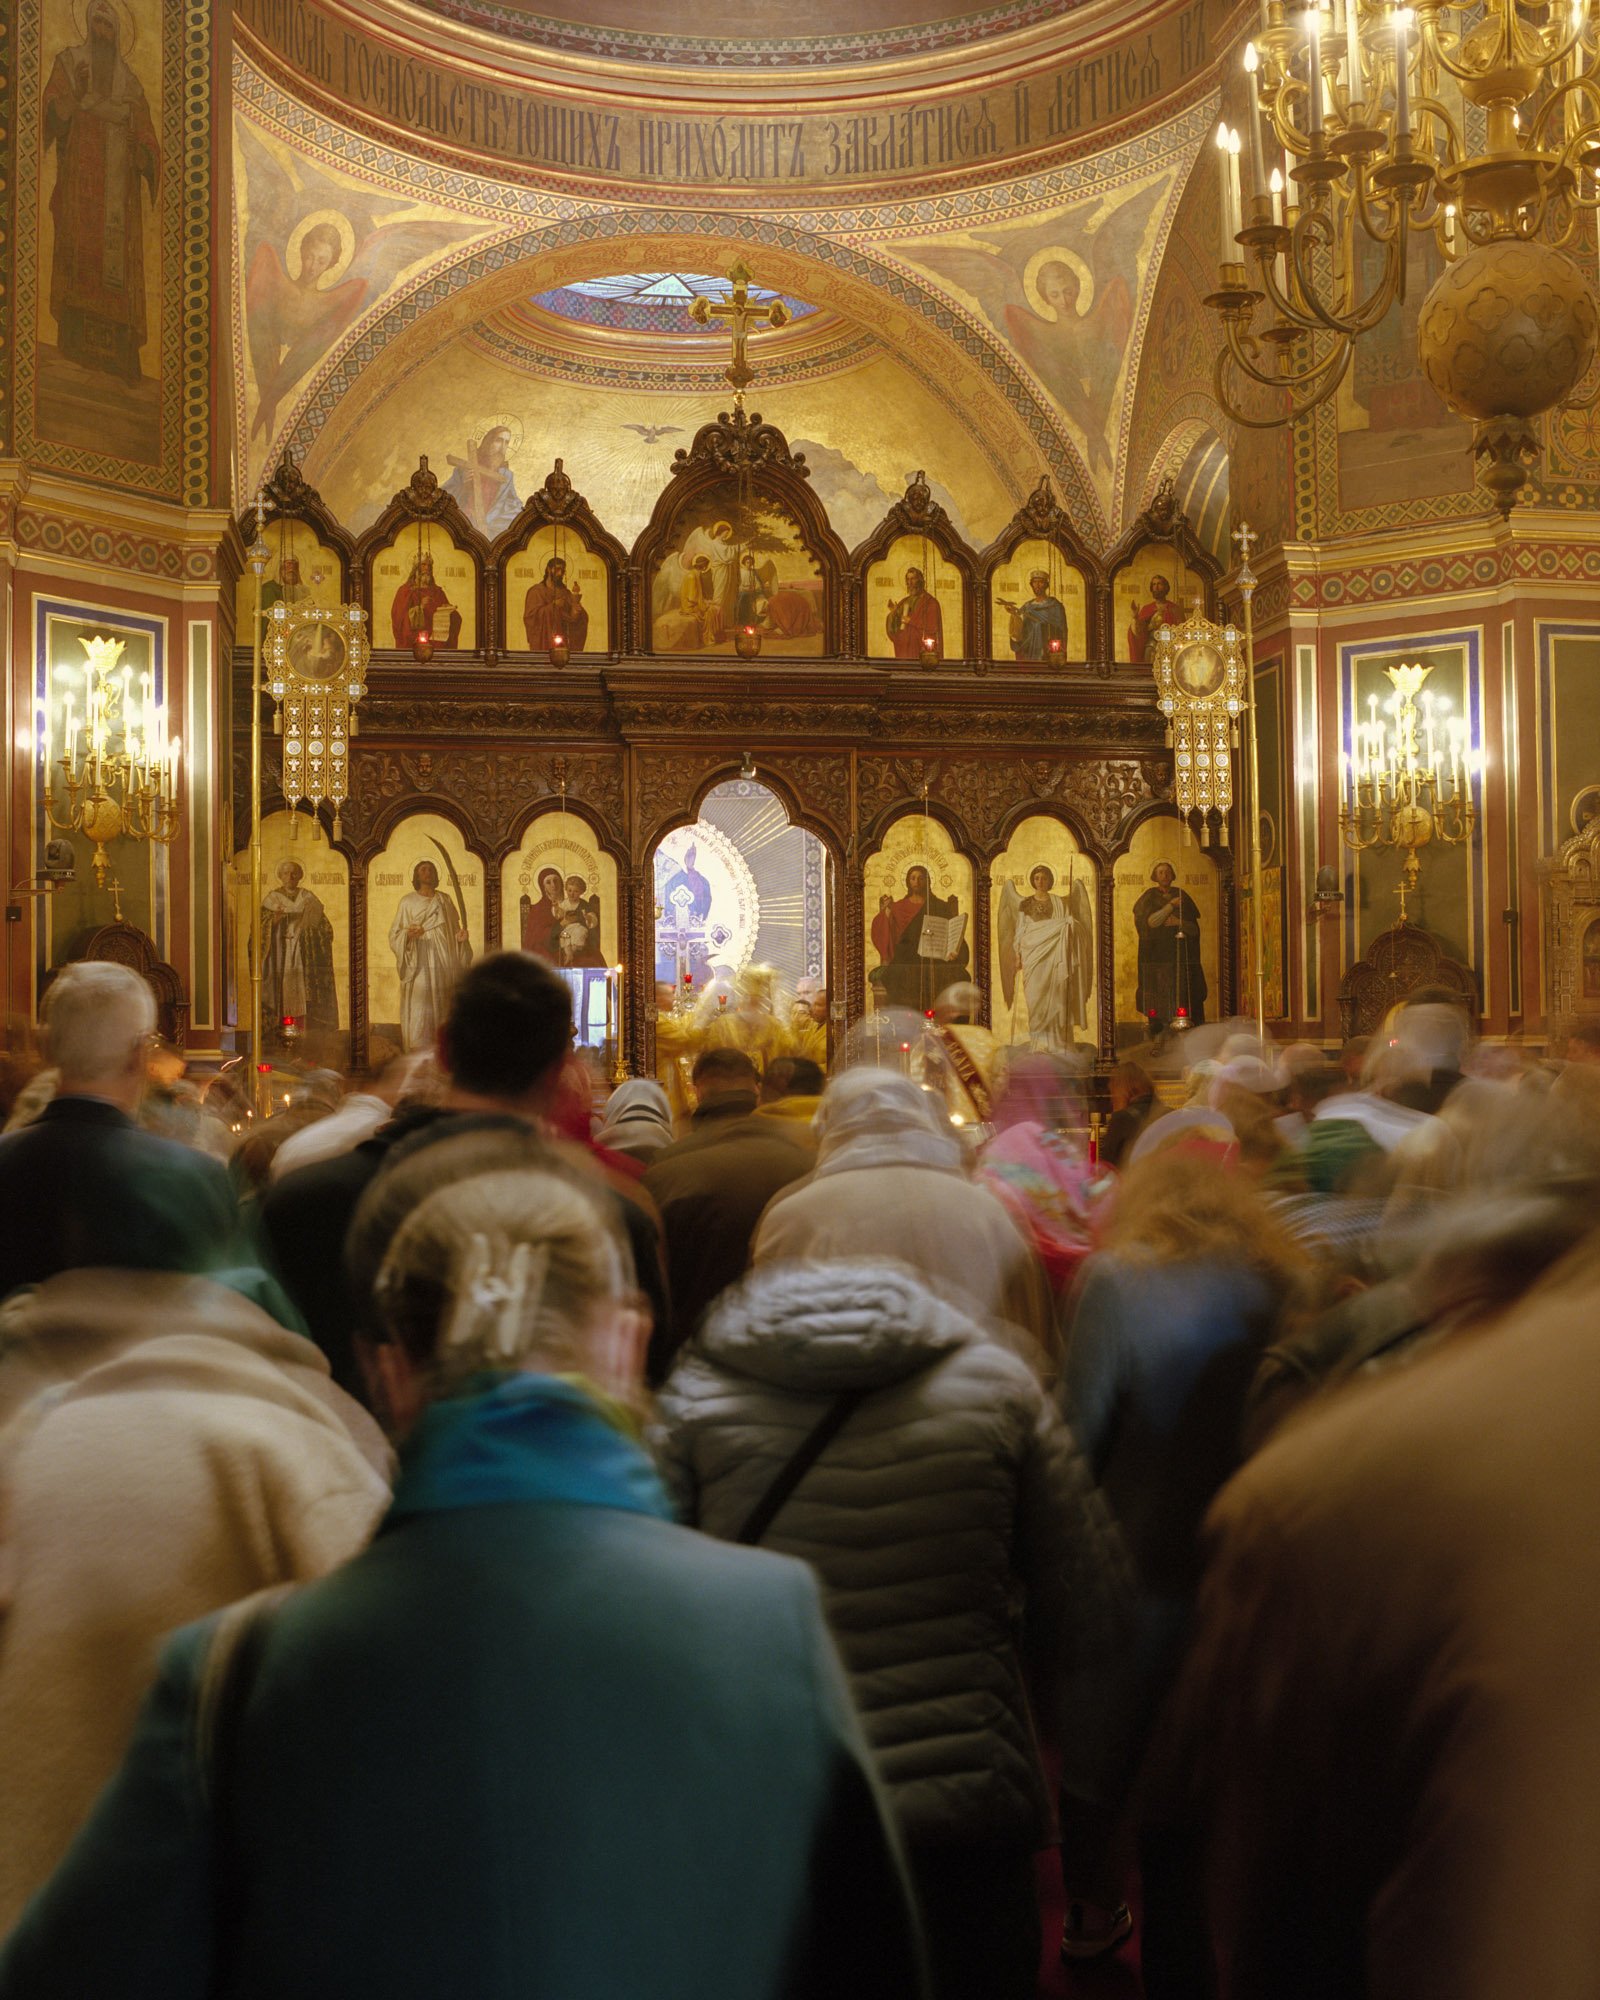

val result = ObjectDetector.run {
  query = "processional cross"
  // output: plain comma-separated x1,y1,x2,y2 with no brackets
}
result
689,263,790,401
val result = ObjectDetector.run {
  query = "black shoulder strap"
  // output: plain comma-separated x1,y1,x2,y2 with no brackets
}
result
735,1389,869,1547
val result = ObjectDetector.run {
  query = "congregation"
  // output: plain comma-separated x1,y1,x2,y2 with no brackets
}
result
2,952,1599,1999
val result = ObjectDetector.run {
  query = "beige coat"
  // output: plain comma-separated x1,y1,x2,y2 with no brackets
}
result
0,1272,389,1928
1167,1246,1600,2000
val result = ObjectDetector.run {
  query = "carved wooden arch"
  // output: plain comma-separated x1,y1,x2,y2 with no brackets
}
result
861,796,979,869
1102,475,1226,667
987,795,1102,870
630,408,851,658
849,470,982,667
498,791,629,876
490,460,632,660
975,474,1107,666
352,457,490,656
234,450,360,610
355,790,493,871
633,757,844,871
78,920,191,1049
1338,918,1480,1040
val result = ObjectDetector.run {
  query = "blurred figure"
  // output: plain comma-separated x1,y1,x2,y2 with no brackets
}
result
753,1069,1054,1368
924,981,997,1125
593,1077,677,1167
1563,1017,1600,1065
1056,1149,1305,1987
755,1055,825,1140
0,1171,924,2000
1170,1231,1600,2000
0,963,237,1301
642,1048,813,1380
653,980,699,1120
790,980,830,1069
701,963,793,1078
269,1055,438,1182
1100,1060,1157,1168
260,953,665,1400
977,1052,1099,1300
0,1265,386,1930
658,1257,1130,2000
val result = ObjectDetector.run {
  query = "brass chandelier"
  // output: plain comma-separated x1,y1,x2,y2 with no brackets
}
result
1207,0,1600,511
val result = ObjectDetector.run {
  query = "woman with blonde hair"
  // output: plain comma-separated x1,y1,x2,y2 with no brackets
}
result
0,1166,924,2000
1055,1150,1305,1988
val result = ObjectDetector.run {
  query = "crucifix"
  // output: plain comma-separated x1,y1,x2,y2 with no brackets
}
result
1233,518,1259,585
689,263,790,401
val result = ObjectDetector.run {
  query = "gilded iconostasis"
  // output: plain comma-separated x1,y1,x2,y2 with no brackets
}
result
9,0,1600,1058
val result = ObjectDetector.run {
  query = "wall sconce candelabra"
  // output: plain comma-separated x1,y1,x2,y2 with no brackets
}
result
46,633,180,907
1339,661,1477,919
1208,0,1600,511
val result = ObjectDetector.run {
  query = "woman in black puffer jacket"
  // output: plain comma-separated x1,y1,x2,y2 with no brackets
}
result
656,1258,1130,2000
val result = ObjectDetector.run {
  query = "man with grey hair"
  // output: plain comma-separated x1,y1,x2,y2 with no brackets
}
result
0,962,236,1300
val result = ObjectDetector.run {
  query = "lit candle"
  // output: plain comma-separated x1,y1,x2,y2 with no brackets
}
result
1270,164,1285,227
1306,3,1324,138
1217,120,1235,263
1394,6,1412,139
1227,127,1244,239
61,691,76,769
1244,43,1265,199
605,966,614,1051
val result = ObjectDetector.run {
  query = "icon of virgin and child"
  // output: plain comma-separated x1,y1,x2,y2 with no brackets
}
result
870,865,970,1011
520,866,605,967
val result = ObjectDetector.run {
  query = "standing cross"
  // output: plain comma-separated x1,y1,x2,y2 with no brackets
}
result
690,263,791,397
1233,519,1259,563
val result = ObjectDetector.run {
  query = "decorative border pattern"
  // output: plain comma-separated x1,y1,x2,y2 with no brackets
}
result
464,313,879,389
13,0,188,497
1290,540,1600,611
411,0,1079,68
181,0,213,506
13,506,205,578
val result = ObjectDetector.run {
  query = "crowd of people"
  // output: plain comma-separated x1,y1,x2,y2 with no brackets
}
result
2,952,1599,1999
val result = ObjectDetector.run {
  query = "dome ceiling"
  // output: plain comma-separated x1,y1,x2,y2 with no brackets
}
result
406,0,1081,67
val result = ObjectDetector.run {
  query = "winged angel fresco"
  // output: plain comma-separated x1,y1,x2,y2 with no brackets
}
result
240,122,481,446
901,182,1168,481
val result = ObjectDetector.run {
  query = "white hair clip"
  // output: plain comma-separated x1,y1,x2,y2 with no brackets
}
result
443,1234,551,1364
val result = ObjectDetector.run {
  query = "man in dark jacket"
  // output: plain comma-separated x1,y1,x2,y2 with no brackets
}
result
259,951,665,1394
0,963,236,1301
642,1047,812,1380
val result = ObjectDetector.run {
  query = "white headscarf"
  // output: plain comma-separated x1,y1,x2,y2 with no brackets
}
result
812,1068,962,1179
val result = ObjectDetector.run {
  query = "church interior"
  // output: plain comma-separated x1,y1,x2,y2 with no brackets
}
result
10,4,1600,1996
5,0,1600,1073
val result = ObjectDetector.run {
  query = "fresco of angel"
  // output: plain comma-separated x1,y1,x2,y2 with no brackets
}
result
239,121,479,447
997,864,1095,1051
901,181,1168,479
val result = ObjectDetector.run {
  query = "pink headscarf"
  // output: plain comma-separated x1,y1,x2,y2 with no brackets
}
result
980,1054,1099,1294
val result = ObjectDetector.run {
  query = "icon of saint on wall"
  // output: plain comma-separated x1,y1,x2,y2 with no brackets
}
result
389,859,469,1051
1000,572,1069,660
522,557,589,653
1133,861,1208,1027
390,553,462,650
1127,574,1183,664
262,858,338,1042
43,0,161,384
870,865,968,1010
997,865,1093,1049
886,569,943,660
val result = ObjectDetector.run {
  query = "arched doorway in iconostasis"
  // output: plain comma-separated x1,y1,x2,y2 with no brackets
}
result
650,779,831,1101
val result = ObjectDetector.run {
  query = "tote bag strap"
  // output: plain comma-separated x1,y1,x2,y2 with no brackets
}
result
735,1388,869,1546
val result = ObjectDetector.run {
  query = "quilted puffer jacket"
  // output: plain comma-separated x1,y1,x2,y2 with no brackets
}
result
656,1259,1130,1847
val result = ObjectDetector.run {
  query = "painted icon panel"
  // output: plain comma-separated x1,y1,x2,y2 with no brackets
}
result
991,816,1098,1053
864,535,965,662
989,540,1089,661
1113,814,1221,1045
863,814,975,1014
365,813,480,1058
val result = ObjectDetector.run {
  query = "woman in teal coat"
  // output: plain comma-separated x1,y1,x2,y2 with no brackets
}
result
0,1166,924,2000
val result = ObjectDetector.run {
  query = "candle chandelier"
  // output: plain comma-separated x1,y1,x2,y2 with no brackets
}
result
46,634,181,904
1208,0,1600,512
1339,660,1477,918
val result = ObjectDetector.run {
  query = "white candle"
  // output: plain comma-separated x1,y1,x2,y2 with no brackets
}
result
1244,44,1265,199
1307,3,1324,138
1443,201,1456,249
1217,121,1235,263
1270,164,1285,227
1227,127,1244,240
1394,7,1412,139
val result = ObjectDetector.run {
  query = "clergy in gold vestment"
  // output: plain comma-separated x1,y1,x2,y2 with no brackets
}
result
701,966,794,1078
